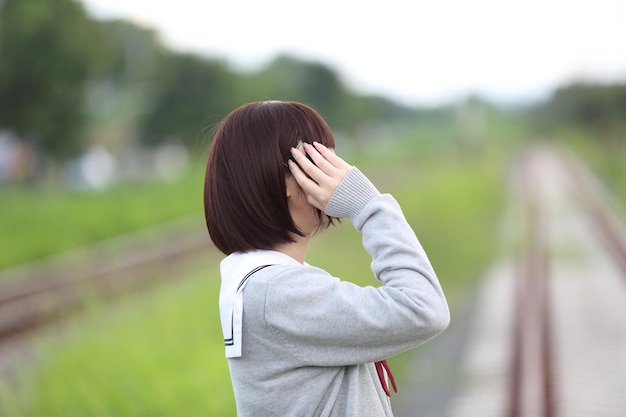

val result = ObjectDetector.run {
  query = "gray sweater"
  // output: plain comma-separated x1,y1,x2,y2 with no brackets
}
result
218,167,450,417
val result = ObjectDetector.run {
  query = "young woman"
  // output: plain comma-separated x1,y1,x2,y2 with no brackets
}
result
204,100,449,417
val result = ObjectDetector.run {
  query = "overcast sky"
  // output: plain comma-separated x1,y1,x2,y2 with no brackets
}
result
81,0,626,106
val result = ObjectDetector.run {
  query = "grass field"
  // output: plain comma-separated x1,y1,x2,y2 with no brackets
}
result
0,163,206,271
1,142,508,416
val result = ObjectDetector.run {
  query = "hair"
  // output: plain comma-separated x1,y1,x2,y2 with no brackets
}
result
204,100,336,255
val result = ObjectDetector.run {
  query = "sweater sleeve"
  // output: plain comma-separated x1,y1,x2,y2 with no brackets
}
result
324,167,380,221
262,167,450,366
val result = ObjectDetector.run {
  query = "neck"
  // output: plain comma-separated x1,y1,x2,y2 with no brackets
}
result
272,233,310,264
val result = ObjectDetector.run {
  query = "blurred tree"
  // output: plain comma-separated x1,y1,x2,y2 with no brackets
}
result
139,52,237,148
98,19,162,85
237,55,350,130
83,19,165,151
0,0,107,160
99,19,166,85
534,82,626,141
236,55,412,134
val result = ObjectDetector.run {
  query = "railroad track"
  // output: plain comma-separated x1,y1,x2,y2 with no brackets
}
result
0,215,213,344
397,144,626,417
506,150,555,417
505,146,626,417
558,151,626,276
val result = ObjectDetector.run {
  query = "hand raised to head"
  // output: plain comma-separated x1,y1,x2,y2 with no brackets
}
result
288,142,352,211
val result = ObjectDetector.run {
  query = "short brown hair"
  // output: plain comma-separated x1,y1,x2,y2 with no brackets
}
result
204,101,336,255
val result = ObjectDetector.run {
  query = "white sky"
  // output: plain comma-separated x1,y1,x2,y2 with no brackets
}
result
81,0,626,106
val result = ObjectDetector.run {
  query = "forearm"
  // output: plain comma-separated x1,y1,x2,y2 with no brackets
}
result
326,167,449,331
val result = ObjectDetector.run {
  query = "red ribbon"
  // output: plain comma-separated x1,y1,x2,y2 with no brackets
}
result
375,360,397,397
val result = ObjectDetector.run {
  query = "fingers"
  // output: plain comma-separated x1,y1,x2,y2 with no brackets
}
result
290,142,349,184
311,142,351,172
288,142,351,210
287,157,317,191
287,159,325,210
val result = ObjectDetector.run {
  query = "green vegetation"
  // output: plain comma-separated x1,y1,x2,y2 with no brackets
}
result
0,0,107,160
0,144,506,416
0,165,204,270
0,0,411,178
0,260,231,417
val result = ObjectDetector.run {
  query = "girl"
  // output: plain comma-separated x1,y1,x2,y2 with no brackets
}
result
204,100,449,416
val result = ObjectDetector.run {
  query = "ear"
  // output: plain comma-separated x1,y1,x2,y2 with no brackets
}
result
285,174,297,199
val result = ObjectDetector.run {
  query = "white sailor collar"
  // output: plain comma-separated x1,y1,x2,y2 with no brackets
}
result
219,250,302,358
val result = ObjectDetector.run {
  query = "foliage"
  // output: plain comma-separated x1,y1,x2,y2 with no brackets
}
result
96,19,164,85
0,0,420,178
138,53,237,148
0,0,106,159
2,0,625,174
251,56,348,116
0,166,204,270
0,6,416,167
531,82,626,141
236,55,414,134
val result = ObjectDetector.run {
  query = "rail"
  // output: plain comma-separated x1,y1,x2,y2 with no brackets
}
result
506,146,626,417
0,215,212,343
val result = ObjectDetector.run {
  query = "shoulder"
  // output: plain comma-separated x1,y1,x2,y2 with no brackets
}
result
244,264,353,307
248,264,339,291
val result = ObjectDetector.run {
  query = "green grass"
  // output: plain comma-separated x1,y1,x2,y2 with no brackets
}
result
0,259,231,417
0,143,507,416
0,165,205,271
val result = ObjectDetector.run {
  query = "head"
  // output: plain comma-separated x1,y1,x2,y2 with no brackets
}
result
204,100,336,255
